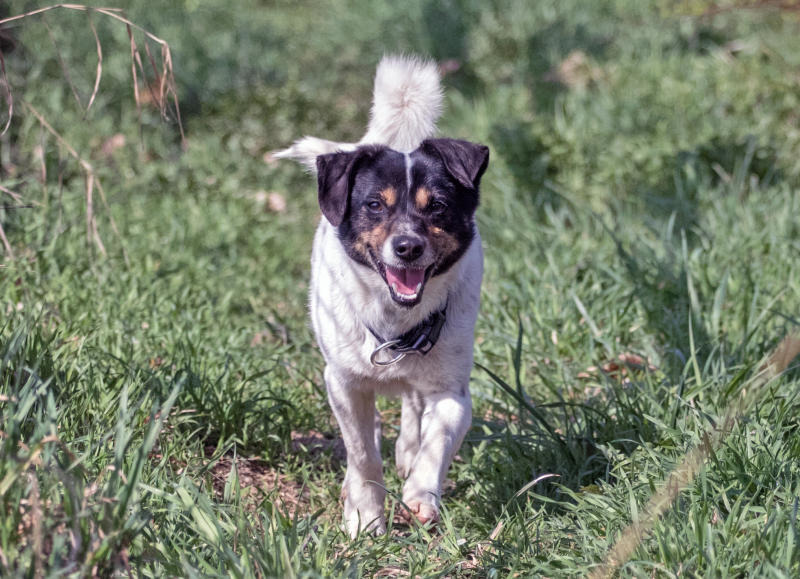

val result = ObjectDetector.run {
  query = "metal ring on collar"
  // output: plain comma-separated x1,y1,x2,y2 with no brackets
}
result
370,340,406,366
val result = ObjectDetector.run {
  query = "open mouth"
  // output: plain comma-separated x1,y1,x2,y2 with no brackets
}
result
380,263,431,306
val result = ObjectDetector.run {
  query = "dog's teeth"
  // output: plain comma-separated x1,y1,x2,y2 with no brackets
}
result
390,281,419,301
415,283,422,292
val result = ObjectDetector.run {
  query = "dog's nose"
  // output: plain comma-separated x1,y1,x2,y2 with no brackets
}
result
392,235,425,261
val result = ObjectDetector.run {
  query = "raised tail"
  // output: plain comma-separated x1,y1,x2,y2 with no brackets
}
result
360,55,442,151
274,55,442,170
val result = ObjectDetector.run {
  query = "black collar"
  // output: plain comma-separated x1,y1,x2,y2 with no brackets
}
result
367,301,448,366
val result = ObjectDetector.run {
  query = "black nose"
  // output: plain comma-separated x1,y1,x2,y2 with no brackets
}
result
392,235,425,261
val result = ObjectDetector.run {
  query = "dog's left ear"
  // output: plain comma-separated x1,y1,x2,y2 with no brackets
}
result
316,147,378,227
420,138,490,190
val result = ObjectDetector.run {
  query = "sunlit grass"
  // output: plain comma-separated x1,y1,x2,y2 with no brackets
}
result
1,0,799,575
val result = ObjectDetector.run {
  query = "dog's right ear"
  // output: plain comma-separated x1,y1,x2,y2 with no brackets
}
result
316,147,377,227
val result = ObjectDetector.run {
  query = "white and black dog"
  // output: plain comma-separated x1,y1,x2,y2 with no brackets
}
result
277,55,489,537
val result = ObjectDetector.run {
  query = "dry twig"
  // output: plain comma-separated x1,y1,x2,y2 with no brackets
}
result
0,3,185,258
0,4,184,143
0,185,22,258
22,101,129,261
699,0,800,17
0,221,12,258
589,332,800,578
0,47,11,135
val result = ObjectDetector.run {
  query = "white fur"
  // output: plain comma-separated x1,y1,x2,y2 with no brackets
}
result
278,55,479,538
361,55,443,152
274,55,442,169
311,221,481,536
272,137,357,172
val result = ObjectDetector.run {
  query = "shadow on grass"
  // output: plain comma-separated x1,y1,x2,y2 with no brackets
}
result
420,0,485,99
488,121,562,212
161,351,298,458
635,136,782,238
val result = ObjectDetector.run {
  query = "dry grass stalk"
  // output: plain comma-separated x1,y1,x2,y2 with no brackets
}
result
0,221,12,258
27,472,44,579
0,184,20,257
22,101,129,260
700,0,800,16
0,184,21,259
589,332,800,578
86,13,102,113
0,4,184,257
0,3,185,143
662,0,800,17
0,184,23,204
44,18,83,110
0,47,12,135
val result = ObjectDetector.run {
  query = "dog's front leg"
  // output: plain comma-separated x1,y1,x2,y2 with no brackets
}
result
401,387,471,524
396,391,423,479
325,367,386,537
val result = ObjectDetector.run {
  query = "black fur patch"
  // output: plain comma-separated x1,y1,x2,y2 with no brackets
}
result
316,139,489,305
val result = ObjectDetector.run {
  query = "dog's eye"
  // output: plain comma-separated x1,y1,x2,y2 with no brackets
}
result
366,200,384,213
429,200,447,213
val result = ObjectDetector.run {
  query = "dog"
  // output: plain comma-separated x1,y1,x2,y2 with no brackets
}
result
276,55,489,537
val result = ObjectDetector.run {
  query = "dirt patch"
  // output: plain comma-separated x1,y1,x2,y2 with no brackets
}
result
290,430,347,463
207,431,346,517
209,455,310,516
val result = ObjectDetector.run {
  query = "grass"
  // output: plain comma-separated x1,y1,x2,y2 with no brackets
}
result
1,0,800,576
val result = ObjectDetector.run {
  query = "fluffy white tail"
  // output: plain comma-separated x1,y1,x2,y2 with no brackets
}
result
274,55,442,170
361,55,442,151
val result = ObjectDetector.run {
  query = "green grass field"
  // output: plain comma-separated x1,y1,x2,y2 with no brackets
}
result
2,1,800,576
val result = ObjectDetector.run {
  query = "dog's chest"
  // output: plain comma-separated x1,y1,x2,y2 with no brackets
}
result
309,221,481,390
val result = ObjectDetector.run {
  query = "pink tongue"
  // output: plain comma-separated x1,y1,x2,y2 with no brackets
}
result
385,266,425,295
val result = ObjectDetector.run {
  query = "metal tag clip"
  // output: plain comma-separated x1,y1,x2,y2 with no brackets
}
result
367,301,447,367
370,339,413,366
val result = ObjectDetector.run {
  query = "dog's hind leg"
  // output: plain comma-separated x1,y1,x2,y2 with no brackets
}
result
395,391,424,479
325,367,386,537
400,387,472,525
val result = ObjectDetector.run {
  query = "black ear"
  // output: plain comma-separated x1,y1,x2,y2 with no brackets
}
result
316,148,375,227
420,138,490,190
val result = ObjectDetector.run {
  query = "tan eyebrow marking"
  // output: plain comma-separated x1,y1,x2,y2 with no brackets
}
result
380,187,397,207
414,187,431,210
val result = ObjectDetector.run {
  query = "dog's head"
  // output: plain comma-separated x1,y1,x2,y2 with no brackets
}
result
316,138,489,307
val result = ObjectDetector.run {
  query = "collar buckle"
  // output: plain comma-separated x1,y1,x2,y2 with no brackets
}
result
367,302,447,367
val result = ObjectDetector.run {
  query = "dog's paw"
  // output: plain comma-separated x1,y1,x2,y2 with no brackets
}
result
344,496,386,538
399,499,439,525
345,511,387,538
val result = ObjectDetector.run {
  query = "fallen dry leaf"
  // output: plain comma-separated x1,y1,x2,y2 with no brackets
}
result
578,352,657,380
267,192,286,213
100,133,126,157
544,50,603,89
